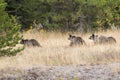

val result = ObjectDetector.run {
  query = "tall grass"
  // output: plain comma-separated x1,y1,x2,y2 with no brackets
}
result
0,30,120,70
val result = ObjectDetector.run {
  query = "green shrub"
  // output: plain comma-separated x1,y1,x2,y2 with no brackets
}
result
0,0,23,56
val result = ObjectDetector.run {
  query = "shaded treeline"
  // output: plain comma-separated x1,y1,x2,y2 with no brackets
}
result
5,0,120,32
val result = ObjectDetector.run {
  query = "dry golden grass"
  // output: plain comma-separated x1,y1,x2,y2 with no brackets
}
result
0,30,120,70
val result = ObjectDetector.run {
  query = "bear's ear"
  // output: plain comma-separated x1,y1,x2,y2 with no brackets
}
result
92,33,94,36
69,34,72,37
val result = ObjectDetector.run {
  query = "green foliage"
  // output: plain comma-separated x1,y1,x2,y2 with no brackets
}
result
0,0,23,57
5,0,120,32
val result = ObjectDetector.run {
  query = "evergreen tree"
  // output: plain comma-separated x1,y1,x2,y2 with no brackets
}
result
0,0,23,56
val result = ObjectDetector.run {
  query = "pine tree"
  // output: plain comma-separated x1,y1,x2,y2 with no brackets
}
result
0,0,23,56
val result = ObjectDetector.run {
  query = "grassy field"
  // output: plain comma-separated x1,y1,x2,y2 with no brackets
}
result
0,30,120,70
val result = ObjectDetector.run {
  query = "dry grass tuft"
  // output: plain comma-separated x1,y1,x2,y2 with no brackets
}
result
0,30,120,70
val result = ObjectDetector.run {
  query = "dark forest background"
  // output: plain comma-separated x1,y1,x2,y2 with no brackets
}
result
5,0,120,32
